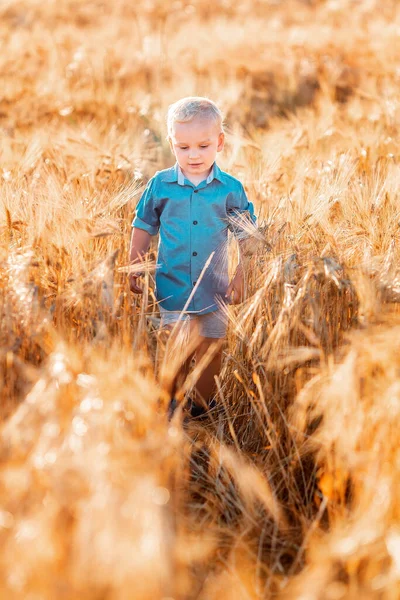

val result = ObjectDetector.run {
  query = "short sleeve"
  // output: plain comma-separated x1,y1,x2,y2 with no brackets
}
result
227,182,257,239
131,176,160,236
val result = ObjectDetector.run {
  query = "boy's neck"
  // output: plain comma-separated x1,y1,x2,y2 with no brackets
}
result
180,164,213,186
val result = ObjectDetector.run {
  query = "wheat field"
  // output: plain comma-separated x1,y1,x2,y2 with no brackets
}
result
1,0,400,598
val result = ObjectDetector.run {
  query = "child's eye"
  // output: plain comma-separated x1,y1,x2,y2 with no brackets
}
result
200,145,209,148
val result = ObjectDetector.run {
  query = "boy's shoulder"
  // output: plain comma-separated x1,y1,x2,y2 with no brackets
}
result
140,166,175,194
152,165,176,183
154,166,174,176
215,165,245,191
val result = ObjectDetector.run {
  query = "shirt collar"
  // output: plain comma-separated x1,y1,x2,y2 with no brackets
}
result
177,163,185,185
161,162,223,185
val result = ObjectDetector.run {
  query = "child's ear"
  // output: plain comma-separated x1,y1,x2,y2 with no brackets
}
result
167,136,174,153
217,132,225,152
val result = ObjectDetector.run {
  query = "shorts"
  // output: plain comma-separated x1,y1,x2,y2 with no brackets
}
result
159,307,228,339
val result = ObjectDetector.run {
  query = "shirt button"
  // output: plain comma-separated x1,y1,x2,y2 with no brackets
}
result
194,190,198,194
193,220,198,225
192,251,197,256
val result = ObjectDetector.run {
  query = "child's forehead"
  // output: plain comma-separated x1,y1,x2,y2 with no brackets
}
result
171,117,220,142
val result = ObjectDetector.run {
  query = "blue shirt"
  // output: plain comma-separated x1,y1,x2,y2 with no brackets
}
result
131,162,257,314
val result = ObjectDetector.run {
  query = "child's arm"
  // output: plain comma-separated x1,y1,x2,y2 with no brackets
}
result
129,175,160,294
225,183,258,304
225,237,253,304
129,227,152,294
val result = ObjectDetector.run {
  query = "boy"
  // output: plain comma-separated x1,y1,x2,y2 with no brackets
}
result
129,97,257,420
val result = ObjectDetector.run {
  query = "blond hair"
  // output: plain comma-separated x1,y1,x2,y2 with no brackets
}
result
167,96,224,138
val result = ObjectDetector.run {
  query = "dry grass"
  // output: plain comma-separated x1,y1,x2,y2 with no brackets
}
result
1,0,400,597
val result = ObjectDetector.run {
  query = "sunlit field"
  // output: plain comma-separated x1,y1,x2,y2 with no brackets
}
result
1,0,400,598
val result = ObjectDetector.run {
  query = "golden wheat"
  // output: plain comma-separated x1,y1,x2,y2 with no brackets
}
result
0,0,400,598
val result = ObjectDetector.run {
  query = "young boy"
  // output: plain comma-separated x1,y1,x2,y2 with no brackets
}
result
129,97,257,420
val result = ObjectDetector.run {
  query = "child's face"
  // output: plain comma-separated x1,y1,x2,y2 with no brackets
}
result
168,117,224,180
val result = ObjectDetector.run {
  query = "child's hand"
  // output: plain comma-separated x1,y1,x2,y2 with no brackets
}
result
129,273,143,294
225,266,245,305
